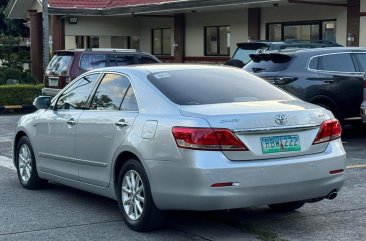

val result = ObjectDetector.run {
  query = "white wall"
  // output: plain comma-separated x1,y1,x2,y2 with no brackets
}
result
261,5,347,46
185,9,248,57
360,0,366,47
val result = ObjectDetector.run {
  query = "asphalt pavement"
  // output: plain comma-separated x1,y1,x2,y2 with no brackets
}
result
0,114,365,241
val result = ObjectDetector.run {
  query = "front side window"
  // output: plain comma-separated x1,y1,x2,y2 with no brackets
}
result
205,26,231,56
91,73,132,111
80,54,107,70
319,53,355,72
355,53,366,71
152,28,171,55
56,73,100,110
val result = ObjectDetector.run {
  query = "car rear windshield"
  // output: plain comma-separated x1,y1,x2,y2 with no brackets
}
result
243,54,292,73
47,53,74,75
147,68,294,105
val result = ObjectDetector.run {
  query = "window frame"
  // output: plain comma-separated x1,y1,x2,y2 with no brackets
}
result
151,28,172,56
204,25,231,56
266,19,336,42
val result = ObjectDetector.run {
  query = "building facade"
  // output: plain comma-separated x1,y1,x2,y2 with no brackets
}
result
5,0,366,81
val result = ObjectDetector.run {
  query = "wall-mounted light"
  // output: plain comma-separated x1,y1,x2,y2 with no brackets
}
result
68,17,78,24
347,33,354,46
173,42,179,49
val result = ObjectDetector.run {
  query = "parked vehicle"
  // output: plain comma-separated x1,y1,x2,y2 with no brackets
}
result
16,65,345,231
43,48,161,96
244,47,366,121
228,40,342,66
361,73,366,123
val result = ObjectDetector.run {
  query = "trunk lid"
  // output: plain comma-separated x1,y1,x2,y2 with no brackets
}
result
180,100,332,161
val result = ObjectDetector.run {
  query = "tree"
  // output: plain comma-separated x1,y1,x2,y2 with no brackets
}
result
0,0,29,37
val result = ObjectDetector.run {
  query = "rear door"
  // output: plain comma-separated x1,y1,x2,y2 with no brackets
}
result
75,73,139,187
316,53,364,119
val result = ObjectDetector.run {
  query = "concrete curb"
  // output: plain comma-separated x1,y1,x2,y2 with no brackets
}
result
0,104,36,114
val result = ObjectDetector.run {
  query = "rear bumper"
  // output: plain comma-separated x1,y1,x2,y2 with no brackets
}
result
42,87,61,97
361,101,366,123
146,139,346,211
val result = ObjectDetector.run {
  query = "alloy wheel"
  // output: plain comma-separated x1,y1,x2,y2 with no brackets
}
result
18,144,32,182
121,170,145,220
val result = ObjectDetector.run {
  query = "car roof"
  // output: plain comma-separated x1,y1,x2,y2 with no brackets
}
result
54,48,151,55
86,64,235,75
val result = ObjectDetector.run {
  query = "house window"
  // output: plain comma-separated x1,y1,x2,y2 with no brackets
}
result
152,28,171,55
204,26,230,56
267,20,336,42
87,36,99,48
75,36,85,48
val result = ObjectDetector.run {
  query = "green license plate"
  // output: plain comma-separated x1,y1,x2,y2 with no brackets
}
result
260,135,301,154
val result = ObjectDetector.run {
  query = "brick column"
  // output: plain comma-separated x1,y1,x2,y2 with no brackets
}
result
347,0,360,46
248,8,261,41
29,10,43,82
174,13,185,63
51,15,65,53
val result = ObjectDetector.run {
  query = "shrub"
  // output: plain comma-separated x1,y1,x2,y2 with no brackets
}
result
0,84,43,106
2,68,22,81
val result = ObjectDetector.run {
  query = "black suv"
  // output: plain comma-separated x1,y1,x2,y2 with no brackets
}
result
43,48,160,96
244,47,366,121
230,40,342,66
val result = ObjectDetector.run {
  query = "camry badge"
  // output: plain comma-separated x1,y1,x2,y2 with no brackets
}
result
275,114,288,125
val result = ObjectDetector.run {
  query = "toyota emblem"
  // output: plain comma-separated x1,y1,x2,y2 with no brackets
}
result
275,114,288,125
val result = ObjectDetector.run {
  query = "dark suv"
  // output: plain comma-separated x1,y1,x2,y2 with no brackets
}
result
43,48,160,96
244,47,366,121
231,40,342,66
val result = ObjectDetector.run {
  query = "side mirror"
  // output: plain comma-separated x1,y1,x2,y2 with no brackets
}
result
33,96,51,110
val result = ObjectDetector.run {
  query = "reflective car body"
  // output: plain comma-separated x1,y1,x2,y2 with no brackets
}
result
14,65,346,211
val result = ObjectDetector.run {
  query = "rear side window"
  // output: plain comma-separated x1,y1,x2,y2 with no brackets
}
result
147,68,294,105
318,53,355,72
138,56,159,64
109,55,135,66
47,53,73,75
80,54,107,70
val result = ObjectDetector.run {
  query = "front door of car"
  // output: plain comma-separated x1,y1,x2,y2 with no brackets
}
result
35,73,100,180
317,53,364,119
75,73,139,187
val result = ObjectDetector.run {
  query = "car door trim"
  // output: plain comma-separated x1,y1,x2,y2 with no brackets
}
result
39,152,107,167
233,124,320,134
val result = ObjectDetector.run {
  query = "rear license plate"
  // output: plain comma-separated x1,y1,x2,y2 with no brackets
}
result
260,135,301,154
48,77,59,87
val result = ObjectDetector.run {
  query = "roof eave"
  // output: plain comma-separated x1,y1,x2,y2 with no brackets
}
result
49,0,283,16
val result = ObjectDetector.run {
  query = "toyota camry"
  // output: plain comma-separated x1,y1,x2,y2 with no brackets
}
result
13,65,346,231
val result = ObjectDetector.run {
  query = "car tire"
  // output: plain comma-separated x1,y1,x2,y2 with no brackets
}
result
117,159,164,231
15,136,47,189
268,201,305,212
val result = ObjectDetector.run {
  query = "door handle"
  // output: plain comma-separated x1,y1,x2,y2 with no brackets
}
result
115,119,128,127
67,118,76,126
323,79,334,84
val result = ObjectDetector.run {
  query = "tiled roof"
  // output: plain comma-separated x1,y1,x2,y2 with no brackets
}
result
48,0,178,9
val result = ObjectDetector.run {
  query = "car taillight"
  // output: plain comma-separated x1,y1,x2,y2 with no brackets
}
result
172,127,248,151
261,76,297,85
312,119,342,144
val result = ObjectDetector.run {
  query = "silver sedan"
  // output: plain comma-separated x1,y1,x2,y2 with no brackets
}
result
13,65,346,231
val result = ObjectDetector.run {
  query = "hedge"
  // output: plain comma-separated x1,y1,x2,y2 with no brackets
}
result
0,84,43,106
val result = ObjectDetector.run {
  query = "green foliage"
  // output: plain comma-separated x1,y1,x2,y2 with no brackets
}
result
0,67,36,84
0,1,29,37
0,36,30,70
0,84,43,106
